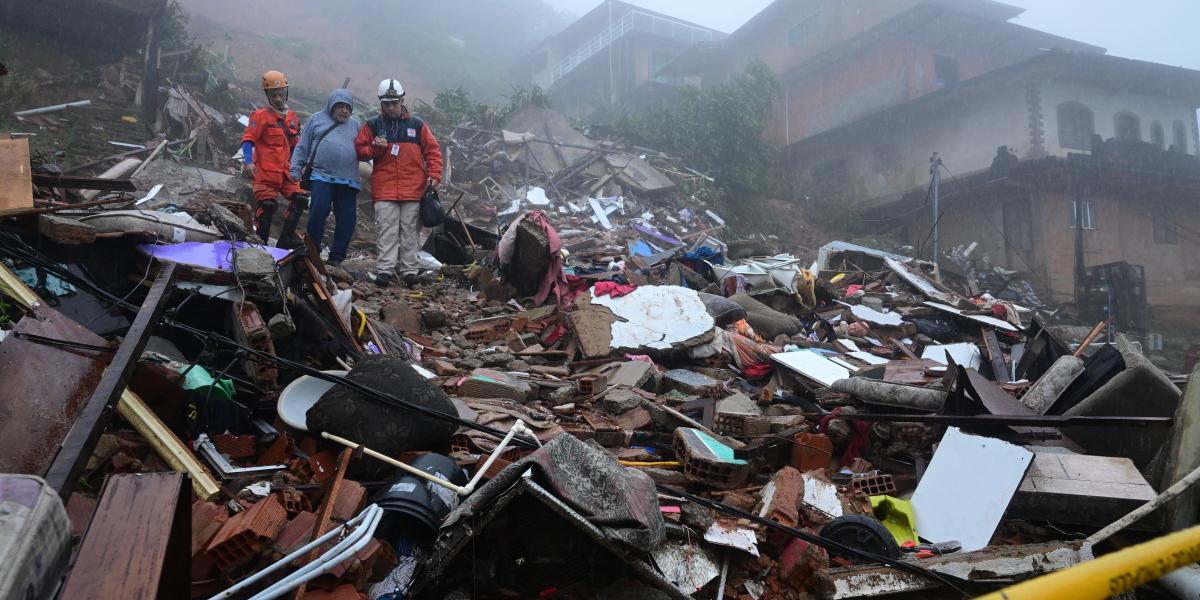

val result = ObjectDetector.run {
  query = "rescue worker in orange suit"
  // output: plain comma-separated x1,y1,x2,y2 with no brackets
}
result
355,78,442,288
242,70,307,247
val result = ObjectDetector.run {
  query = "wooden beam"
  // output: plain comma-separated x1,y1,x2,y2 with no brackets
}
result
980,327,1009,382
45,263,176,497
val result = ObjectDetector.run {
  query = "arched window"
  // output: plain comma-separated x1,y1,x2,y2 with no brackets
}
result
1057,102,1094,151
1173,120,1189,153
1150,122,1165,149
1115,112,1141,141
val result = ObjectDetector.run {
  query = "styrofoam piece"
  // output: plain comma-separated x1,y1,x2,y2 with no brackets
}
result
921,342,983,369
276,370,349,431
590,285,714,351
771,350,851,387
911,427,1032,552
923,301,1019,332
703,523,760,556
849,304,904,327
837,339,861,352
525,186,550,206
802,472,843,517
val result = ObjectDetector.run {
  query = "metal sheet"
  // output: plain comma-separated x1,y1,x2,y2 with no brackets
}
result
0,305,112,474
924,301,1019,332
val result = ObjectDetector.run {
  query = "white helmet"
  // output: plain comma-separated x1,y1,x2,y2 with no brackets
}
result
377,79,405,101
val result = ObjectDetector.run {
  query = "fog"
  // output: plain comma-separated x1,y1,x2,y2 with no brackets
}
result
546,0,1200,69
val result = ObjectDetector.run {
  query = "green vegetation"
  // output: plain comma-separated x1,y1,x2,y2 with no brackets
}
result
601,61,784,234
416,85,552,132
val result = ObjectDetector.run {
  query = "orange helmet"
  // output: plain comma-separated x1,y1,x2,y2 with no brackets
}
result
261,70,289,91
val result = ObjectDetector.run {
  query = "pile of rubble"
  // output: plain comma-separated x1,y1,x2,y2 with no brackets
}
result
2,66,1200,600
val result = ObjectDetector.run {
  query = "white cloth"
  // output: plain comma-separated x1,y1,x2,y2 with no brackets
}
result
375,201,421,276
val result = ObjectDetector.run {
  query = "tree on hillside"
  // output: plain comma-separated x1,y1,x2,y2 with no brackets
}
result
602,61,783,229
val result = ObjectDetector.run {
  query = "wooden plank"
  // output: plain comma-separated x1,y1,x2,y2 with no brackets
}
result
980,327,1008,382
45,264,176,496
31,173,137,191
0,138,34,214
59,472,189,599
294,447,354,599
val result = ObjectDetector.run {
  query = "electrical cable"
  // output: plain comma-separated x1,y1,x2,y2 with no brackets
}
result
0,233,970,595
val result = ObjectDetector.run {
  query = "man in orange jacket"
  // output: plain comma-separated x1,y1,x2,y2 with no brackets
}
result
355,78,442,287
242,70,307,247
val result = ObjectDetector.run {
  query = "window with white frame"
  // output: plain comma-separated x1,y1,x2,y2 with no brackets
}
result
1069,200,1096,230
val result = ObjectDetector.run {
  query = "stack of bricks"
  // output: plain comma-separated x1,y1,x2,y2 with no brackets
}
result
206,495,288,568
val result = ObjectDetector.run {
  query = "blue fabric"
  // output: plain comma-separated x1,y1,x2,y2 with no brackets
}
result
242,140,254,164
290,89,362,185
306,179,358,262
312,171,361,191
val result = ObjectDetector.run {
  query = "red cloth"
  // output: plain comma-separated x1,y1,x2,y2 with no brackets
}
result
992,303,1008,320
354,106,443,202
741,363,774,379
593,281,637,298
818,407,870,465
845,284,863,296
243,107,300,175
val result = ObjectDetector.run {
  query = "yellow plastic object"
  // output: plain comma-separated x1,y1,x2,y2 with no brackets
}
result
830,273,845,284
797,268,817,307
121,116,138,123
978,524,1200,600
870,495,919,546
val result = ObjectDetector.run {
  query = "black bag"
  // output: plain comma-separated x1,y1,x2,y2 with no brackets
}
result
419,184,445,227
299,121,341,191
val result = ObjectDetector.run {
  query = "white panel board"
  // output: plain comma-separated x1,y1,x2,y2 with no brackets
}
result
911,427,1032,552
921,343,983,369
771,350,851,387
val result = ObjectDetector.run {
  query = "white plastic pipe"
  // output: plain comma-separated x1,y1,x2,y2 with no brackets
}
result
1161,564,1200,598
249,505,383,600
321,419,534,496
15,99,91,117
207,505,377,600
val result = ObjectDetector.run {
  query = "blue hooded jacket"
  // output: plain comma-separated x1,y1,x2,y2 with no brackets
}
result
290,89,362,189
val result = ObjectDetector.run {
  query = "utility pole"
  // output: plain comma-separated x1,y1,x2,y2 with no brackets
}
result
930,152,943,277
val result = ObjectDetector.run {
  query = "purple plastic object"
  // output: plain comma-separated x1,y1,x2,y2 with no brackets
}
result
136,241,291,271
631,221,683,247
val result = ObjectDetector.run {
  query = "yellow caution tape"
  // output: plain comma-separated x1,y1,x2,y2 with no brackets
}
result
977,524,1200,600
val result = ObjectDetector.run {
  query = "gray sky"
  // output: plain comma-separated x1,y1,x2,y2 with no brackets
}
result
547,0,1200,70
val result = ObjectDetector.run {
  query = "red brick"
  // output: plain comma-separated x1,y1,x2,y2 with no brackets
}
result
759,467,803,528
309,449,340,483
779,538,829,590
212,434,257,460
276,489,311,517
273,511,317,555
206,495,287,568
191,501,229,557
330,481,366,522
258,432,295,466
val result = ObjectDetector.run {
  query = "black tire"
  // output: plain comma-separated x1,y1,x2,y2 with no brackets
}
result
819,515,902,563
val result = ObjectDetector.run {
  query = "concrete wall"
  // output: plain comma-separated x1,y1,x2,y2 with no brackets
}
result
721,0,920,79
768,35,1036,146
795,82,1031,202
906,187,1200,307
1041,80,1200,155
792,77,1200,203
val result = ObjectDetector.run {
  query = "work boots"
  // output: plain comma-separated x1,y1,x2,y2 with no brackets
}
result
275,193,309,250
254,199,278,243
